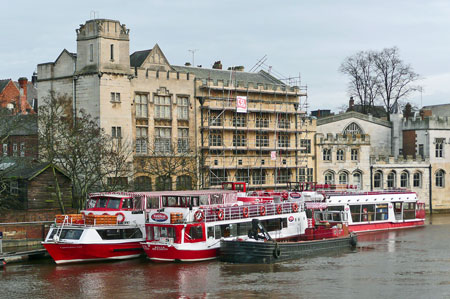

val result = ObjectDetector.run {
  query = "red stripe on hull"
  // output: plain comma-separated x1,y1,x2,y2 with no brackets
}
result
349,220,425,233
43,242,144,264
142,243,219,262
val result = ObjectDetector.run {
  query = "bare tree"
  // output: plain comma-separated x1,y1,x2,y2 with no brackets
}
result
134,141,197,191
39,92,133,211
339,50,379,114
374,47,420,121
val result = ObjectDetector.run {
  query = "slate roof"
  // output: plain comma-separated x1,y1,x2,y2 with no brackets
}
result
172,66,286,86
0,114,37,136
130,49,151,67
0,158,68,180
0,79,12,93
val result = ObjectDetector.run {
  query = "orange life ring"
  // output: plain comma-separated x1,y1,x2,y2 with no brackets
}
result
260,206,266,216
194,210,204,222
242,207,249,218
217,209,224,221
277,205,282,214
102,213,109,215
115,212,125,223
80,212,86,218
292,203,299,213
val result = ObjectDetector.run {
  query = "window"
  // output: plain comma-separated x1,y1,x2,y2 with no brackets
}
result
252,170,266,185
154,95,171,119
400,171,409,188
298,168,313,182
12,143,17,157
387,171,396,188
136,127,148,154
2,143,7,156
353,172,362,189
232,114,246,127
435,138,444,158
89,44,93,62
112,126,122,139
155,128,171,153
276,169,291,184
436,169,445,187
208,111,223,126
177,97,189,120
413,172,422,188
107,177,128,189
235,169,250,184
20,142,25,157
209,131,223,146
323,149,331,161
110,92,120,103
256,133,269,147
210,169,228,186
134,176,151,191
147,226,176,241
343,122,363,135
336,149,344,161
300,139,311,154
156,176,172,191
351,149,358,161
277,114,290,129
277,133,290,148
339,172,348,184
324,171,335,184
374,171,383,188
177,128,189,153
135,94,148,118
176,175,192,190
256,113,269,128
97,228,142,240
110,44,114,60
233,131,246,147
418,144,424,158
188,226,203,240
10,181,19,195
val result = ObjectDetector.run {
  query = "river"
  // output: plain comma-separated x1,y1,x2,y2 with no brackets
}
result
1,214,449,299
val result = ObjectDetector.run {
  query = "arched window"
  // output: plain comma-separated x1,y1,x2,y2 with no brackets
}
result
176,175,192,190
324,171,335,184
387,171,396,188
323,148,331,161
353,171,362,189
339,172,348,184
134,176,152,191
400,171,409,188
336,149,344,161
374,171,383,188
413,172,422,188
436,169,445,187
156,176,172,191
343,122,363,135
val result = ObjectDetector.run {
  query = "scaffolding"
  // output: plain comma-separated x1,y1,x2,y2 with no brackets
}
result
197,70,312,190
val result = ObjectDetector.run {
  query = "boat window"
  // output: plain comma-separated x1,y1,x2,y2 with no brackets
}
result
191,196,199,207
163,196,177,207
207,226,214,238
261,219,282,232
188,226,203,240
215,224,234,239
375,204,389,220
403,202,416,220
210,193,224,205
148,226,176,241
133,197,143,210
87,199,97,209
199,195,209,206
361,204,375,221
96,198,108,208
237,221,252,236
350,205,361,222
97,228,142,240
107,199,121,209
327,205,344,211
49,229,83,240
122,198,133,209
147,197,160,209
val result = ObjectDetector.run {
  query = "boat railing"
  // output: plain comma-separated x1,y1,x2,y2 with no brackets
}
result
199,201,303,223
323,189,415,197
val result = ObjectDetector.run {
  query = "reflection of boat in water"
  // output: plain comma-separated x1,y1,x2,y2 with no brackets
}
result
219,211,357,264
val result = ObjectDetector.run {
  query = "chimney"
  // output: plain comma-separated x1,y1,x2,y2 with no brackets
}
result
184,62,191,66
349,97,354,111
18,77,28,114
212,61,222,69
32,71,38,86
227,66,245,72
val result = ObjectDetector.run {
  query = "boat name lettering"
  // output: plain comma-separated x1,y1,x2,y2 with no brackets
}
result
290,192,301,199
151,213,168,222
151,246,168,251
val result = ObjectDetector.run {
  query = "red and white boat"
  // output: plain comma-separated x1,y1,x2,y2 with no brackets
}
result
255,182,426,233
43,192,152,264
141,186,312,262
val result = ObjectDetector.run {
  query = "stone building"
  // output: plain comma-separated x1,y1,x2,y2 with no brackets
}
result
37,18,310,190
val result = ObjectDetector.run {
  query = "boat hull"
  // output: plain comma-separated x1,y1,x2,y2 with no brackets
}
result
42,242,144,264
349,219,425,233
141,243,219,262
219,235,357,263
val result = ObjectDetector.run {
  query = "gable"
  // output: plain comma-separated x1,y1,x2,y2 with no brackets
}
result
139,44,173,71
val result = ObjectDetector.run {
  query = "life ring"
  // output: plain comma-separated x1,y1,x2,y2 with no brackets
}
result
102,213,109,215
217,209,224,221
260,206,266,216
250,191,258,196
88,212,94,216
194,210,204,222
115,212,125,223
282,192,289,200
292,203,299,213
276,205,282,214
242,207,249,218
273,243,281,258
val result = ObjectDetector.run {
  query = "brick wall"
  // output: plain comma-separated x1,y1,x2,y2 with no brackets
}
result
403,130,416,157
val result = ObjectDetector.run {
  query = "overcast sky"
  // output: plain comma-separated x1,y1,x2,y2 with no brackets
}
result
2,0,450,111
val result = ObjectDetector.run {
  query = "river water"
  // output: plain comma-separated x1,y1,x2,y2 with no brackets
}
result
1,214,450,299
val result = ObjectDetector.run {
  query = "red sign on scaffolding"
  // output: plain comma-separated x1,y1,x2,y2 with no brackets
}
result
236,96,247,113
